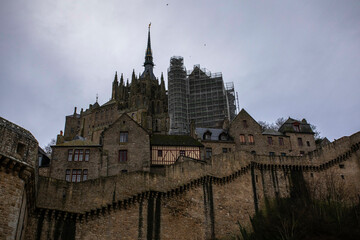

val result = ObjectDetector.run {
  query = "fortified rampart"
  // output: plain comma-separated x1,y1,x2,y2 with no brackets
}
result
23,132,360,239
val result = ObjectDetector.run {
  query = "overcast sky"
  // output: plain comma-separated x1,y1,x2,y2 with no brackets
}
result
0,0,359,147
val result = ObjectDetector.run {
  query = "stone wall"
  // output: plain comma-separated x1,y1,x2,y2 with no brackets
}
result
0,172,26,240
21,131,360,239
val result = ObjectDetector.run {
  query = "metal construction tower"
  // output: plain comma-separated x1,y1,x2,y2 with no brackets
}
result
168,56,189,135
168,57,237,134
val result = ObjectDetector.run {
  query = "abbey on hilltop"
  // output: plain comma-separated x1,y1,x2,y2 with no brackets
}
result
62,25,169,145
1,25,359,240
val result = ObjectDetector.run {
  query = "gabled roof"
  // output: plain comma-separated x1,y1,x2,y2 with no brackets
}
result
231,108,262,128
103,113,149,135
278,118,314,134
151,135,203,147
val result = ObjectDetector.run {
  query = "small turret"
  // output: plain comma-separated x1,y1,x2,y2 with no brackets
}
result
118,73,124,100
112,71,119,100
130,70,139,97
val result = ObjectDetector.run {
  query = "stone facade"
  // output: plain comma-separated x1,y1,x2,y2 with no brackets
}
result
229,109,316,156
50,113,151,181
102,113,151,175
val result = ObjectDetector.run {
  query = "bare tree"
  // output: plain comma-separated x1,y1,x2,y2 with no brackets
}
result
44,138,56,154
258,117,285,131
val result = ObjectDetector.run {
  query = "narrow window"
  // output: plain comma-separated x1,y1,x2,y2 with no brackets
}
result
180,150,185,156
240,134,246,144
65,169,71,182
251,151,256,155
83,169,88,181
158,150,162,157
71,169,77,182
84,149,90,161
248,135,254,144
279,137,284,146
76,169,82,182
206,148,212,159
74,149,79,161
228,148,232,152
242,120,248,128
298,138,303,146
120,132,128,143
310,173,314,178
341,174,345,180
268,137,273,145
119,150,127,162
222,148,228,153
79,149,84,161
281,152,286,156
300,151,305,156
306,141,310,147
339,164,345,169
269,152,275,156
68,149,73,161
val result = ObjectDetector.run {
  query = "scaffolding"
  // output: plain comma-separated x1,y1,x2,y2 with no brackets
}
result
187,65,230,128
225,82,237,120
168,56,189,135
168,59,237,133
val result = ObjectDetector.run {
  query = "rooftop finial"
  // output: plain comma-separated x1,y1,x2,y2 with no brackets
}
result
96,93,98,103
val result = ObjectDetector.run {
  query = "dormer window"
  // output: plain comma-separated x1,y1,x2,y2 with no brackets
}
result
203,131,212,140
293,123,300,132
219,132,228,141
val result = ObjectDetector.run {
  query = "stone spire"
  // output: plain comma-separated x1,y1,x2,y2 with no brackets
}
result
144,23,154,67
160,72,166,98
112,71,118,100
118,73,124,100
130,69,138,97
141,23,156,80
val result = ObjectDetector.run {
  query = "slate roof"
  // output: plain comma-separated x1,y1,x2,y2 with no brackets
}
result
150,135,203,147
278,118,314,134
262,129,284,136
0,116,36,141
101,99,117,107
